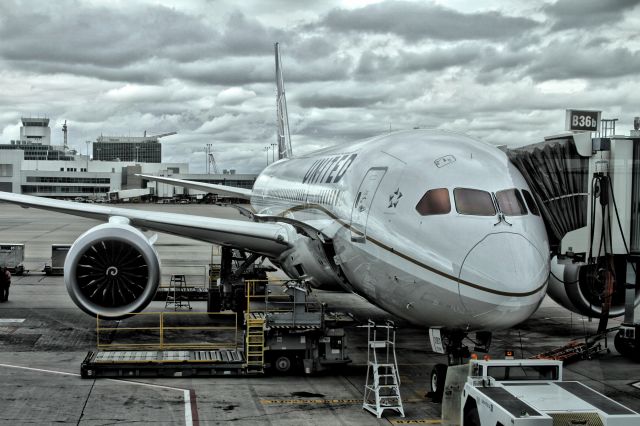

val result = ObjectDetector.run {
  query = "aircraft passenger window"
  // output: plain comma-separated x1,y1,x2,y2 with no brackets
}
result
495,189,527,216
454,188,496,216
522,190,540,216
415,188,450,215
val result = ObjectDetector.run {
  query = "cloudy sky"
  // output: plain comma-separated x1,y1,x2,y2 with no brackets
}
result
0,0,639,173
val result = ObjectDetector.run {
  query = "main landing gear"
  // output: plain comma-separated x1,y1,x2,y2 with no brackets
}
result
427,328,492,402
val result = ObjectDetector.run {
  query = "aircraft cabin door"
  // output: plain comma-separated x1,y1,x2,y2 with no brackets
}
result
350,167,387,242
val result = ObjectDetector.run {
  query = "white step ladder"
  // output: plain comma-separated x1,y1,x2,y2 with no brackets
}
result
362,320,404,418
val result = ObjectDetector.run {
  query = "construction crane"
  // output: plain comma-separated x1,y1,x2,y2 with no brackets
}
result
208,153,220,174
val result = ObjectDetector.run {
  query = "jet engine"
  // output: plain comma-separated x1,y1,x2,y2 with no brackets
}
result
64,222,161,319
548,255,640,318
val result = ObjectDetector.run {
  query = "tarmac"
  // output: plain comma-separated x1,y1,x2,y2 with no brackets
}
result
0,202,639,425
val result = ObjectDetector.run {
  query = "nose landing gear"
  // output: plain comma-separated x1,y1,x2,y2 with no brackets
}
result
427,328,492,402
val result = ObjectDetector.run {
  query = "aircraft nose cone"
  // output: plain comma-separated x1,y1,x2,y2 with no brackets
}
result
458,233,548,326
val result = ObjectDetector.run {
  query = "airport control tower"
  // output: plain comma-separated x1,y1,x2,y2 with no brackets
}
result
20,117,51,145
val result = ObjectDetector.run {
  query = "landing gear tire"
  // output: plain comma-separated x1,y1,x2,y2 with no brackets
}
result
463,404,481,426
614,331,638,360
274,355,292,374
430,363,448,403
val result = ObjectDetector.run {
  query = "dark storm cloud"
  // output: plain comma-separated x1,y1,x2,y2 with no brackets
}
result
218,12,285,56
3,59,169,85
297,92,388,109
321,1,539,41
0,2,213,67
353,44,488,83
527,44,640,80
178,58,273,86
478,47,536,76
287,36,335,60
543,0,640,30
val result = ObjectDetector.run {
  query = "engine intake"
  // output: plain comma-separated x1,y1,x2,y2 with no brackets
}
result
65,223,160,319
548,255,640,318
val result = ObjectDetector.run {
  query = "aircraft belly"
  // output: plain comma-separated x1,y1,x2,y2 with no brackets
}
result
334,233,547,330
334,237,474,328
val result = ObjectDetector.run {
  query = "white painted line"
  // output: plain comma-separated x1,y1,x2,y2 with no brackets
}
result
0,363,80,377
184,390,193,425
106,378,187,393
0,319,25,323
632,382,640,390
0,363,193,426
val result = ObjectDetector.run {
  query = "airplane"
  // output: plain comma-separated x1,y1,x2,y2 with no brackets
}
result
0,44,552,376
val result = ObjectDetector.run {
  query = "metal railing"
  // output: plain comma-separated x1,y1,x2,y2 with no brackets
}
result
96,311,239,351
245,279,321,314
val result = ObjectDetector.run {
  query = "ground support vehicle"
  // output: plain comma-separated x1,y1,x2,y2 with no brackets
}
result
440,359,640,425
81,280,351,378
43,244,70,275
0,243,25,275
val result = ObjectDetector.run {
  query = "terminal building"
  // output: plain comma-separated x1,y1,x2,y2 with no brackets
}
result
0,117,256,200
92,133,175,163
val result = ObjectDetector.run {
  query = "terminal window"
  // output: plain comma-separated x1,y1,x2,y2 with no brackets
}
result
0,164,12,177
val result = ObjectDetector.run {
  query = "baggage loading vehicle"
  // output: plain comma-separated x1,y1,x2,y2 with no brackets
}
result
43,244,70,276
0,243,25,275
81,279,352,378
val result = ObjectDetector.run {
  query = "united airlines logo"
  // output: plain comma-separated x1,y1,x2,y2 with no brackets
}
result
302,153,357,184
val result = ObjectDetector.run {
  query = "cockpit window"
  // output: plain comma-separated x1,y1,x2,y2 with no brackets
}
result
495,189,527,216
454,188,496,216
522,189,540,216
416,188,450,215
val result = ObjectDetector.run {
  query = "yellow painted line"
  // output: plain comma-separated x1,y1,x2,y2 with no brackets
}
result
260,399,361,405
390,420,441,425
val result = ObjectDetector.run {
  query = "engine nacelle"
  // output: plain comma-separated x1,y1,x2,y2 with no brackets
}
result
548,255,640,318
278,237,344,291
64,222,161,319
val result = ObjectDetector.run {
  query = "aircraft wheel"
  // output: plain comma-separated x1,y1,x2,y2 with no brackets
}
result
430,363,448,402
463,403,481,426
614,331,639,361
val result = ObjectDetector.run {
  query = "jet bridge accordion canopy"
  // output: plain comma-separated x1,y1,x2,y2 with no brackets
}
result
504,138,589,250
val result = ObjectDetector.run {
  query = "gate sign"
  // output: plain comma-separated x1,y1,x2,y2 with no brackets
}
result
565,109,601,132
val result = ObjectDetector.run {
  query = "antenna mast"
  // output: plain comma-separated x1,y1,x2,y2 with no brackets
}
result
275,42,292,160
62,120,68,150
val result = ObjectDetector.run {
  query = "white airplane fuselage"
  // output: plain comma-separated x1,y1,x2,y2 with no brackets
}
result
251,130,550,330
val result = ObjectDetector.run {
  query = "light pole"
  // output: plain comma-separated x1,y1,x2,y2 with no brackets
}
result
206,143,212,174
271,143,276,163
264,146,270,166
85,141,90,171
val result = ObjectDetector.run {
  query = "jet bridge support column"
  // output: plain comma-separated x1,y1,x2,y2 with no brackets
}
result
615,259,640,360
624,261,636,324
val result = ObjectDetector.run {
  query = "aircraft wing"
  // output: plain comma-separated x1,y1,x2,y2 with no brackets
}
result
136,174,252,200
0,192,291,257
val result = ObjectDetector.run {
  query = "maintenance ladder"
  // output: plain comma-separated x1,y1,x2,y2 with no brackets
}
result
362,320,404,419
165,274,192,310
245,315,265,373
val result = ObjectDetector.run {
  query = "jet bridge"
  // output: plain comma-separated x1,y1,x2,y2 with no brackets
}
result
505,126,640,360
